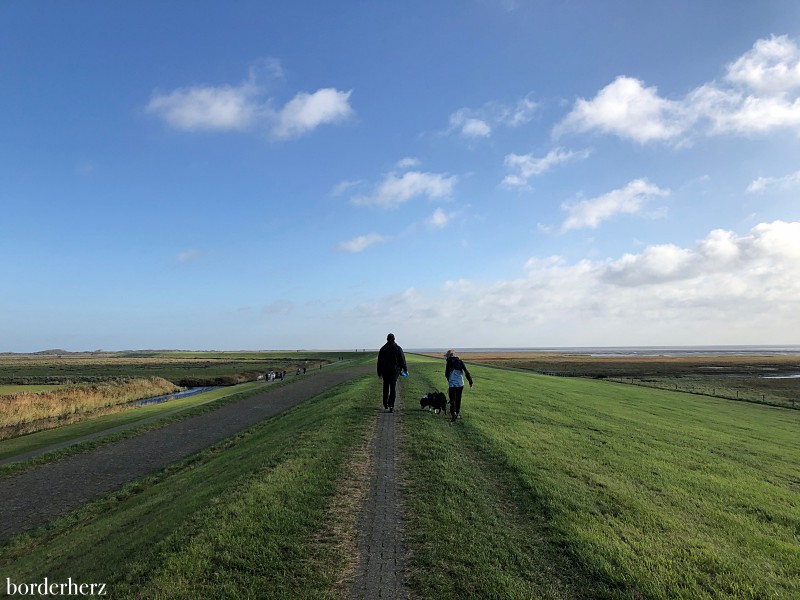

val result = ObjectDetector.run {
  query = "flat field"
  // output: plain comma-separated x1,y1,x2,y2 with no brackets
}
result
445,351,800,409
0,351,356,386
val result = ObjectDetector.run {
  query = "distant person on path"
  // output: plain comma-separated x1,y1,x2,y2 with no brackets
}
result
377,333,407,413
445,349,473,423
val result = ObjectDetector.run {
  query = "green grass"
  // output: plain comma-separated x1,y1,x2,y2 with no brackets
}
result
0,375,377,599
0,351,359,386
0,384,64,395
402,355,800,599
2,354,797,598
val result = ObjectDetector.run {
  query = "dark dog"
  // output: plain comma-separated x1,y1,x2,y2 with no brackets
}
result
420,391,448,415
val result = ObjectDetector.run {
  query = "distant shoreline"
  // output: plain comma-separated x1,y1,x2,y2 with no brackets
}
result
412,345,800,357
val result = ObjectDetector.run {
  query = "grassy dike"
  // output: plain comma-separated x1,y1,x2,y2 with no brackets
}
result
401,355,799,599
0,374,378,599
1,354,797,598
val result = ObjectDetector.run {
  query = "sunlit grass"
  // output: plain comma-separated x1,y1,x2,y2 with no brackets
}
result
0,378,181,439
403,355,800,598
0,382,264,465
0,375,376,599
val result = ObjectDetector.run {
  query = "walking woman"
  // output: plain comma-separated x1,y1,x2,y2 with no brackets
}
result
445,349,473,423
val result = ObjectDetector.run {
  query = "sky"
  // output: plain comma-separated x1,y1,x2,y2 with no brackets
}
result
3,1,800,352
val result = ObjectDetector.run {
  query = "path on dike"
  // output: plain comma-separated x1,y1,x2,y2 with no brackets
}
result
0,365,371,542
350,391,411,600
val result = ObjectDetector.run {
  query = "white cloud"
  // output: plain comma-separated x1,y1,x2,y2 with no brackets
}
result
461,118,492,138
330,180,363,196
501,96,539,127
395,157,421,169
502,147,591,188
725,35,800,94
746,169,800,193
353,170,457,209
560,179,669,231
427,208,453,228
556,35,800,142
348,221,800,346
446,94,538,138
273,88,354,139
147,62,354,139
335,233,388,253
602,221,800,285
147,81,261,132
555,76,685,143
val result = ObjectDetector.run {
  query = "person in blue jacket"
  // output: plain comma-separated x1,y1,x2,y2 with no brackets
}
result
445,349,473,423
377,333,408,412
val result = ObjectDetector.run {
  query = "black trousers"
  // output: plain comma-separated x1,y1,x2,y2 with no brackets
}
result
448,386,463,419
382,374,399,408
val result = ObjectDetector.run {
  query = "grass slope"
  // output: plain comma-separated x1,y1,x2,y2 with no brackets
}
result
402,355,799,599
0,375,376,599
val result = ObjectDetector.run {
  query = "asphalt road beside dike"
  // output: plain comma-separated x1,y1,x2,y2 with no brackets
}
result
0,365,372,542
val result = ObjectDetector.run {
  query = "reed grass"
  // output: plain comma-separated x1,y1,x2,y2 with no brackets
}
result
0,377,181,439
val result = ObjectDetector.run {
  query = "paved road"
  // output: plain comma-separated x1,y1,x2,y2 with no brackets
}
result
350,392,411,599
0,365,371,542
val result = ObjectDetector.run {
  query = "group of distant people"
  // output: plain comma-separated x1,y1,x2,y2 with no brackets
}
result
265,370,286,382
376,333,472,423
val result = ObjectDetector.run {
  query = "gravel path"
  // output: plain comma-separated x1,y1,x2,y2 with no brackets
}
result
0,365,371,543
350,388,411,599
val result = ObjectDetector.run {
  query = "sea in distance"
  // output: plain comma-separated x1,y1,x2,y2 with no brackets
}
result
410,345,800,357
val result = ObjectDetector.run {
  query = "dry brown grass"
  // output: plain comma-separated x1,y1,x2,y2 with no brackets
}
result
0,377,181,439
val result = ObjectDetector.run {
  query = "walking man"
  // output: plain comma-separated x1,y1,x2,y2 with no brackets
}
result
377,333,407,412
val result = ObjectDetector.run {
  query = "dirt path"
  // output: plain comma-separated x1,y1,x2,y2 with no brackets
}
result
0,365,371,543
350,388,411,599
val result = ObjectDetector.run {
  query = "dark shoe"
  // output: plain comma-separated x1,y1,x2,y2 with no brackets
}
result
389,406,394,413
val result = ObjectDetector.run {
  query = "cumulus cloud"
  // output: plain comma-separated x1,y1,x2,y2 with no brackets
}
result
560,178,669,231
502,147,592,188
447,95,538,138
273,88,354,139
746,169,800,193
335,233,388,253
349,221,800,346
146,61,354,139
427,208,454,228
556,34,800,142
555,76,685,143
725,35,800,94
353,169,457,209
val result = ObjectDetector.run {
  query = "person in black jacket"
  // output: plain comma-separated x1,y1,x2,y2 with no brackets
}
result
445,349,473,423
376,333,407,412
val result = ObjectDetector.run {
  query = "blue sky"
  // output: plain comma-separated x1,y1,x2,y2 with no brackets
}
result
3,1,800,351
